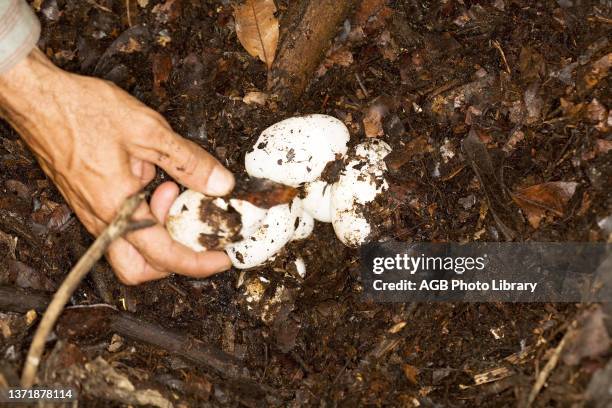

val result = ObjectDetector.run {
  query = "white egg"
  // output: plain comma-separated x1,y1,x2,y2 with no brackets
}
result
225,198,302,269
228,198,268,236
302,180,333,222
330,140,392,247
292,210,314,241
166,190,241,252
245,114,350,187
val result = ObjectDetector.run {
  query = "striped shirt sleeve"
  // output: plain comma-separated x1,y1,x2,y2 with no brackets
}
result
0,0,41,74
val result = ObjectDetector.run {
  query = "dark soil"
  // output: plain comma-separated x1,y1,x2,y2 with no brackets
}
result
1,0,611,407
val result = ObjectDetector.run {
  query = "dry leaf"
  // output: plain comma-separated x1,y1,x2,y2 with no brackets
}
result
117,37,143,53
512,181,578,228
152,53,173,97
316,49,353,77
152,0,181,23
234,0,279,69
243,91,268,105
586,98,607,123
354,0,392,30
385,135,432,170
233,178,297,209
596,139,612,155
582,52,611,91
363,106,385,138
402,364,420,384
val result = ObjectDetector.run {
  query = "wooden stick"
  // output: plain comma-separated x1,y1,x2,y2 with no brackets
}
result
21,193,152,388
1,286,273,401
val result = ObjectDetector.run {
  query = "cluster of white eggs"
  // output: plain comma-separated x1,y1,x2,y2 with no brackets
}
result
166,114,391,269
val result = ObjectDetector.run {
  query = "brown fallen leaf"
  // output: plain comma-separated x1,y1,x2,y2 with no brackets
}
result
596,139,612,155
586,98,607,123
512,181,578,228
243,91,268,105
363,95,398,138
234,0,279,69
152,0,181,23
385,135,433,170
581,52,611,92
402,364,419,385
152,53,173,98
316,48,354,77
117,37,142,53
363,105,386,138
353,0,392,31
232,177,297,209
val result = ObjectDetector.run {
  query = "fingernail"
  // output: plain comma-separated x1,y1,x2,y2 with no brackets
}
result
206,166,234,196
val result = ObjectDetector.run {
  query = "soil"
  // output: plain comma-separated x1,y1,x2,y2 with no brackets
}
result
1,0,611,407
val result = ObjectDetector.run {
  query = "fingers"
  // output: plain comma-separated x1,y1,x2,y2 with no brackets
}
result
134,126,234,196
107,238,169,285
129,156,156,185
150,181,179,223
130,202,232,276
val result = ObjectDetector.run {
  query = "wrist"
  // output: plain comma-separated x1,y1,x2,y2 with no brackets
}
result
0,48,66,125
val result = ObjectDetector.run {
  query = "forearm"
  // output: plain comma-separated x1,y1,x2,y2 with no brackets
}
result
0,48,73,169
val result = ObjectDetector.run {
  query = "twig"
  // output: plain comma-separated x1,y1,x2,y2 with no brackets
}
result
492,40,511,74
125,0,133,27
21,193,153,388
524,330,571,407
86,0,113,13
355,73,369,98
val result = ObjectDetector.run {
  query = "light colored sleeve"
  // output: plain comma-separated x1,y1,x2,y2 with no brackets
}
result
0,0,41,74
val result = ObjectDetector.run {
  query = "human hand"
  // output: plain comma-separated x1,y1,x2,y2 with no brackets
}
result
0,49,235,284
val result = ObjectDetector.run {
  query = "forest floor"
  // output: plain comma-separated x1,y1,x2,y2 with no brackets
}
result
1,0,611,406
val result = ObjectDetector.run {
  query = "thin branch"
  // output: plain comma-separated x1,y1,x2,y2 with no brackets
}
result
21,193,151,388
524,330,571,407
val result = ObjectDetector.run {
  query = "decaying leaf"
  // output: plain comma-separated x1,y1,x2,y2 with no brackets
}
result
581,52,611,92
232,177,297,209
117,37,143,54
354,0,392,30
512,181,578,228
234,0,279,69
402,364,419,384
363,105,386,138
152,53,173,97
243,91,269,105
363,95,398,138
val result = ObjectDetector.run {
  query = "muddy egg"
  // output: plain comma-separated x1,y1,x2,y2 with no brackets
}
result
225,197,302,269
330,139,392,247
167,191,303,269
166,190,243,252
245,114,350,187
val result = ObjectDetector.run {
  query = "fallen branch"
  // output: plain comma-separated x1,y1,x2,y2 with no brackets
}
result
20,193,153,388
267,0,357,105
0,286,273,402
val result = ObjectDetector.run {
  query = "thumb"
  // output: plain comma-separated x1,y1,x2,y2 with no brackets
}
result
138,127,234,196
